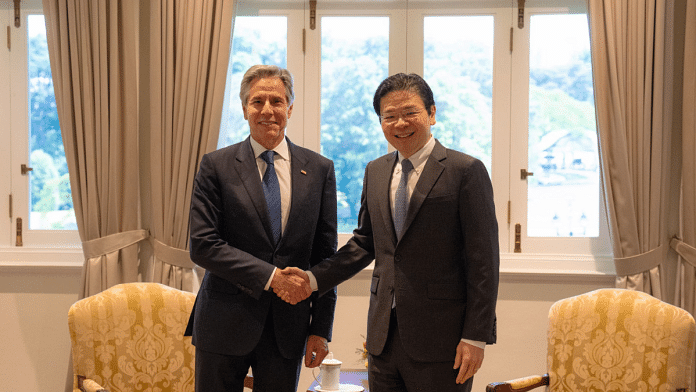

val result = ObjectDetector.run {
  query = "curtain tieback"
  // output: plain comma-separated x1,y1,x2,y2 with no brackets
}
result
670,237,696,268
152,238,196,269
614,243,668,276
81,230,149,259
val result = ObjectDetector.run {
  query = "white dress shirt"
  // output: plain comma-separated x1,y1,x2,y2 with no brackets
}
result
390,136,436,220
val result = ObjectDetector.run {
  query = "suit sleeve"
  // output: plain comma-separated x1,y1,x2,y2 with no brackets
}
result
307,160,339,340
188,153,275,299
459,159,499,344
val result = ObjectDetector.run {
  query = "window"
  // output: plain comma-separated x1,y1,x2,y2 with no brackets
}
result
320,16,389,232
1,0,79,249
508,3,611,256
0,1,611,270
216,0,613,269
218,15,289,149
423,15,494,172
218,2,305,148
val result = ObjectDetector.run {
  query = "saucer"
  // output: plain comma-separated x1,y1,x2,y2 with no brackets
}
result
314,384,365,392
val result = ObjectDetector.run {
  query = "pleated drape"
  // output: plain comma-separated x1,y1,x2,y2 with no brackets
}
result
673,0,696,387
42,0,142,299
147,0,235,292
587,0,674,297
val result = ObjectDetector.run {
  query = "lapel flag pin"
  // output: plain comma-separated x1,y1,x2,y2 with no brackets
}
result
301,170,307,175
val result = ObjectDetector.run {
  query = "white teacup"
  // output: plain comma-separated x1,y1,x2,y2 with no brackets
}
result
313,352,342,391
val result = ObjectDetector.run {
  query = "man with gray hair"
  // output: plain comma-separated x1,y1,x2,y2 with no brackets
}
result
185,64,338,391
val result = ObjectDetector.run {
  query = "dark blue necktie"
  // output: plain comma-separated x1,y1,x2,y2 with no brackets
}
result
261,150,281,245
394,159,413,240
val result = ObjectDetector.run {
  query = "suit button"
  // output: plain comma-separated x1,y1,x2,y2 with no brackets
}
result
394,255,401,262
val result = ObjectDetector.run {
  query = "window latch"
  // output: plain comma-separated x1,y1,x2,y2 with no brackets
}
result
517,0,525,29
521,168,534,180
21,164,33,175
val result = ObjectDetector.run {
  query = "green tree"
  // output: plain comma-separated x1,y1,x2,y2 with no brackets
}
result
424,40,494,170
219,28,287,148
320,36,389,231
28,30,73,218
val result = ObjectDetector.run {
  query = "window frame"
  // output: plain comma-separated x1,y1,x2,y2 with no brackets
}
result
7,1,81,248
508,1,612,257
405,3,513,256
234,2,307,147
1,4,12,247
1,1,83,267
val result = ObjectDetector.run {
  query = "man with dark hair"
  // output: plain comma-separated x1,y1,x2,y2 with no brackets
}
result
185,64,338,392
287,72,499,391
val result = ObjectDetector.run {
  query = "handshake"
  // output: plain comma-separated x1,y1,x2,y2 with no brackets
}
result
270,267,312,305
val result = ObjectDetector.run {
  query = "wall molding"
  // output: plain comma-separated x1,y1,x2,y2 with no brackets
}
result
0,248,83,273
0,248,616,285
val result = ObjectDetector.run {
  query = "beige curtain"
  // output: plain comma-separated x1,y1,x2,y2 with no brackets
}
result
674,0,696,386
588,0,674,297
43,0,143,299
147,0,235,292
674,0,696,311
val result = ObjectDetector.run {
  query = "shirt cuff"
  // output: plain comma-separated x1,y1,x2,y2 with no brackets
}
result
307,271,319,291
264,267,277,291
461,339,486,350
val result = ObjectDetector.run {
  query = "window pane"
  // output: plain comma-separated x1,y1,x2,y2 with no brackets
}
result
423,16,494,173
527,14,598,237
320,17,389,233
218,16,287,149
27,15,76,230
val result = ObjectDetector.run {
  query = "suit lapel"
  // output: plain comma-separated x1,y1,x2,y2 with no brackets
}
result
234,137,275,246
377,152,399,243
402,140,446,236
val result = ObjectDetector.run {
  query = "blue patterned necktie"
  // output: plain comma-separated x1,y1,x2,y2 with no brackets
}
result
394,159,413,240
261,150,281,245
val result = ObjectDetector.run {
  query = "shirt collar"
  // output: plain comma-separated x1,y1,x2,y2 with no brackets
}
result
250,136,290,161
397,135,435,173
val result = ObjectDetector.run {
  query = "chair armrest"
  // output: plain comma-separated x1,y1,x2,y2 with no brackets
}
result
77,375,109,392
486,374,549,392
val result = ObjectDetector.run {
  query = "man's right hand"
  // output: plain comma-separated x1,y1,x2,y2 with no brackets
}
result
270,267,311,304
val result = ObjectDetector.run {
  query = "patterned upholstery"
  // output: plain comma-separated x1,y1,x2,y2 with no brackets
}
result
487,288,696,392
68,283,196,392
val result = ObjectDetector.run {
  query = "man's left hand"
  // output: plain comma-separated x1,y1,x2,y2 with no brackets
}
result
453,341,484,384
304,335,329,368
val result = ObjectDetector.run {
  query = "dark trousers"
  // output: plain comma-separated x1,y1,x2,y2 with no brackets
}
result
368,310,474,392
195,314,302,392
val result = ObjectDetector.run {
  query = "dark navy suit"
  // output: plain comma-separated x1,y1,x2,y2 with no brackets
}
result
185,137,337,391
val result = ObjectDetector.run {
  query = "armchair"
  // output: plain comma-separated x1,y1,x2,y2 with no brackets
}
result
68,282,198,392
487,288,695,392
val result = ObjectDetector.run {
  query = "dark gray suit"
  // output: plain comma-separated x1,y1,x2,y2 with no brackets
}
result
310,139,498,389
185,137,337,390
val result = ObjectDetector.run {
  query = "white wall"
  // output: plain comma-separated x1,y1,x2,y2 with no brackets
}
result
0,266,81,392
0,263,612,392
